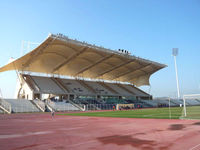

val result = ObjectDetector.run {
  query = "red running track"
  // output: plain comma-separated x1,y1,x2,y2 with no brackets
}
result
0,113,200,150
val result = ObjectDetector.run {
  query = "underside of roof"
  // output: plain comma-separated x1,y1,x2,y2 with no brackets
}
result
0,34,166,86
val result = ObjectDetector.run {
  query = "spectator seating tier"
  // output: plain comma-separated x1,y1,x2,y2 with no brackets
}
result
48,101,80,111
105,83,133,96
5,99,40,113
85,82,114,95
31,76,65,94
61,79,94,95
123,84,149,96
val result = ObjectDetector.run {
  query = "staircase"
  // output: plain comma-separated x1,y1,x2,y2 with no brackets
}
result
31,100,45,112
0,98,11,114
46,100,55,112
68,99,85,111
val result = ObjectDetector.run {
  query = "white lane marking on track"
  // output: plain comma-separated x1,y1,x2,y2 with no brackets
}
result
58,127,84,131
0,131,53,139
189,143,200,150
0,126,85,139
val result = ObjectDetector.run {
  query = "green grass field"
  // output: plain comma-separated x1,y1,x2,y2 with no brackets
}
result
59,106,200,119
182,106,200,119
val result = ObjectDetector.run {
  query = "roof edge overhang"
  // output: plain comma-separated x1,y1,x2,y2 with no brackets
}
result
50,33,167,69
0,33,167,87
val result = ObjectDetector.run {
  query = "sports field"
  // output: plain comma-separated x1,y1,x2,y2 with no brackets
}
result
59,106,200,120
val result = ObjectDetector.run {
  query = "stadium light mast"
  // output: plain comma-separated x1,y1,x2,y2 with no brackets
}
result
172,48,180,99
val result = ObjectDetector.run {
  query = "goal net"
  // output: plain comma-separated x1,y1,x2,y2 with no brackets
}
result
181,94,200,119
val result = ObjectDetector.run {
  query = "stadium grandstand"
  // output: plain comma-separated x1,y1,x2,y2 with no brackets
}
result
1,33,200,113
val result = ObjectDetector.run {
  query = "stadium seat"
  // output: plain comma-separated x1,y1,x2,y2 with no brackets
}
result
5,99,40,113
85,82,113,95
47,101,80,111
105,83,132,96
31,76,65,94
61,79,94,95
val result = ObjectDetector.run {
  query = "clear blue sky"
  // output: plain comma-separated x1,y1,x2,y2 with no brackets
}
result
0,0,200,98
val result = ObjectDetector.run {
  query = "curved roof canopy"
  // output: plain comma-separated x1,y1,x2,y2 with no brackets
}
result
0,34,166,86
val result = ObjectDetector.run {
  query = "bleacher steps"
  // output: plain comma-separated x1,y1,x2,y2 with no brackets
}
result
30,100,45,112
128,85,149,96
51,78,69,93
116,84,135,96
55,78,71,93
77,80,97,94
140,101,153,107
68,99,85,111
98,82,118,95
92,104,101,110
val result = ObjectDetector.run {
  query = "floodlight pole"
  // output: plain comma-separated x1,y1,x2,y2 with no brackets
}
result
172,48,180,99
174,55,180,98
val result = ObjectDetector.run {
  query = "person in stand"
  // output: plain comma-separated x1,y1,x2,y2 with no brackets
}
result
113,105,115,111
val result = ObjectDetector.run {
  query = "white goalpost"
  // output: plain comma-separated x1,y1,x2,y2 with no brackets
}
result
183,94,200,118
168,97,171,119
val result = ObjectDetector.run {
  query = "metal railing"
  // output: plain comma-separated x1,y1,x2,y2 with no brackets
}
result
46,100,55,111
67,99,85,111
11,101,40,113
33,100,46,112
47,100,82,112
84,104,114,111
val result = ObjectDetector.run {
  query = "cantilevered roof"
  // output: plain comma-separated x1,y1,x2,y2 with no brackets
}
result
0,34,166,86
